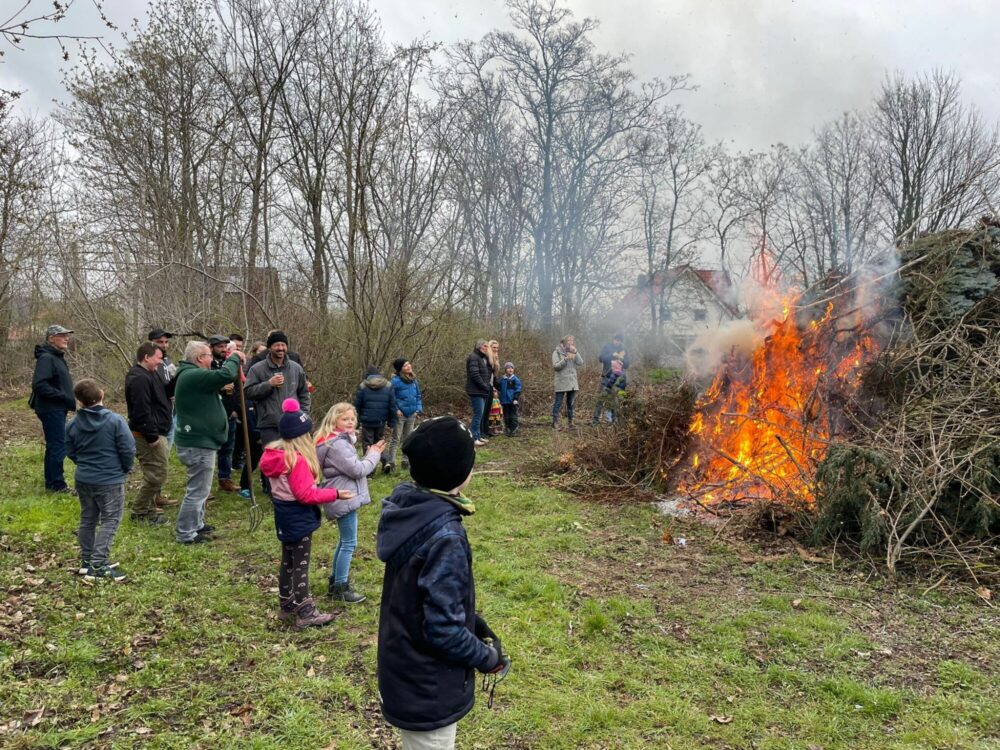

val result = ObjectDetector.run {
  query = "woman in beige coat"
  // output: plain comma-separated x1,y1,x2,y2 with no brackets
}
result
551,335,583,429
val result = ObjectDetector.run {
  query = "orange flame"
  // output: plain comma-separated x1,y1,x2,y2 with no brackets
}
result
680,289,878,507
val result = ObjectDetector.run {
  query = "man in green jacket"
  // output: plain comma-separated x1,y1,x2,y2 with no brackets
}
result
173,340,245,544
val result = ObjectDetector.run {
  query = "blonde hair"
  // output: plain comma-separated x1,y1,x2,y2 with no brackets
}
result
275,434,322,482
487,339,501,376
315,402,356,443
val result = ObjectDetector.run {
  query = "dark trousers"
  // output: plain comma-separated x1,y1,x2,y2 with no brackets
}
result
502,403,519,435
218,416,237,480
552,390,577,423
360,424,386,467
37,410,68,490
279,535,312,604
231,418,245,471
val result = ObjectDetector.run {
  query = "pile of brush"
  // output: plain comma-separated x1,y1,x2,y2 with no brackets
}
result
813,224,1000,580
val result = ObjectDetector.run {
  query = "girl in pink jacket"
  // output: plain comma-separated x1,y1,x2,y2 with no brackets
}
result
261,399,353,628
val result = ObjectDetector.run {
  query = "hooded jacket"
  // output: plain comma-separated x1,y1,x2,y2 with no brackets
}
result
30,344,75,414
390,374,423,418
260,447,340,543
354,375,397,428
66,406,135,485
124,363,173,442
498,374,522,405
376,482,498,732
465,348,492,397
173,355,241,450
244,355,310,431
316,431,379,520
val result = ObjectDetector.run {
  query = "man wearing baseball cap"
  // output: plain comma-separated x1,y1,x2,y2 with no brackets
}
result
30,325,76,493
148,328,178,452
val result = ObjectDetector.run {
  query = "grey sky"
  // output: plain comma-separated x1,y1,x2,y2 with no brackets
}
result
3,0,1000,151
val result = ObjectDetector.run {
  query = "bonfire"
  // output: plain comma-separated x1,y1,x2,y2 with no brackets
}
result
678,276,883,509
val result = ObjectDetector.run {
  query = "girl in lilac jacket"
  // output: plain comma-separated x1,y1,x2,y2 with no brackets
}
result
315,402,385,604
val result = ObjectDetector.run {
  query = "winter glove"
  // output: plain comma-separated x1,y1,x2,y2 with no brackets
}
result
475,614,511,677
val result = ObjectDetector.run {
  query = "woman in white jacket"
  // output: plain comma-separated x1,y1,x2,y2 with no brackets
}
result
315,403,385,603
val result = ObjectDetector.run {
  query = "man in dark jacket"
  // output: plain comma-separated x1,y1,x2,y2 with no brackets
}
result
464,340,492,445
354,366,398,473
148,328,178,449
244,331,310,447
30,324,76,492
125,342,174,524
208,334,241,493
594,333,630,425
376,417,509,749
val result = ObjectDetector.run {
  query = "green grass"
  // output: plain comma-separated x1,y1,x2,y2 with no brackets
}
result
0,416,998,749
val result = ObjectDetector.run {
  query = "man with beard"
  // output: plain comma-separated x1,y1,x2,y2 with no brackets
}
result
30,324,76,493
244,330,310,448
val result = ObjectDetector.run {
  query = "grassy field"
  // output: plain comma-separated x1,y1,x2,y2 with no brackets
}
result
0,402,998,749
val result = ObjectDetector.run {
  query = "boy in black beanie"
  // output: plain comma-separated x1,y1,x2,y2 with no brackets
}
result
375,417,510,749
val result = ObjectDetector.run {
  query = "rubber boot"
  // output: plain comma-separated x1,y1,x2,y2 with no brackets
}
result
293,598,334,628
329,581,366,604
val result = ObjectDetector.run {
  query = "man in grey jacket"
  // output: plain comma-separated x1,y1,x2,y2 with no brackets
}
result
243,330,310,446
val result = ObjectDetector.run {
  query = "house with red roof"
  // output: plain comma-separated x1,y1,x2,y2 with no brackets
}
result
612,265,740,365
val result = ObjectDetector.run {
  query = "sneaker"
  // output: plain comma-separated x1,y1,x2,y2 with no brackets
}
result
198,524,216,534
179,531,214,545
218,479,240,493
474,439,487,447
132,513,167,526
82,565,127,584
154,494,178,508
205,493,216,503
382,463,394,475
328,581,366,604
239,489,252,499
78,560,120,574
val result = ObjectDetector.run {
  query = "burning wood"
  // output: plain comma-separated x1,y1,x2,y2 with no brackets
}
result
678,277,882,508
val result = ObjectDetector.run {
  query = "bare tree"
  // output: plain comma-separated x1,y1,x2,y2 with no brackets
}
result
870,70,1000,243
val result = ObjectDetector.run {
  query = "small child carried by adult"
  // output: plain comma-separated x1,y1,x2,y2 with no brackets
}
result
597,358,628,424
66,379,136,583
260,399,353,628
376,416,511,750
315,402,385,604
498,362,522,437
354,366,397,475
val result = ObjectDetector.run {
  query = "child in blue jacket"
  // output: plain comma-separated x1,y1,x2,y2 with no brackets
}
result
66,379,135,583
498,362,522,437
388,358,422,472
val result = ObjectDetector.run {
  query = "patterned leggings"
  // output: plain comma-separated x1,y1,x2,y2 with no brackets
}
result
279,536,312,603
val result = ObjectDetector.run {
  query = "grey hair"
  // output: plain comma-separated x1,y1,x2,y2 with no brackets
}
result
183,340,210,363
475,338,489,349
560,334,575,344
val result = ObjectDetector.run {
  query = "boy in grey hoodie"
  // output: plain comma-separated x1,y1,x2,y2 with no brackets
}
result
66,379,135,583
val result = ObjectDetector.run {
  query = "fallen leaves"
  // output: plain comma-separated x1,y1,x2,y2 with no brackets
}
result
709,714,733,724
976,586,992,602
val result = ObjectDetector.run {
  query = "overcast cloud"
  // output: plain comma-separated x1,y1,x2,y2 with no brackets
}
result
3,0,1000,151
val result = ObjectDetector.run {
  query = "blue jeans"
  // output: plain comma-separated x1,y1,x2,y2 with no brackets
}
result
552,390,577,423
77,482,124,567
175,446,216,542
218,417,237,480
37,410,68,490
330,510,358,584
469,396,487,440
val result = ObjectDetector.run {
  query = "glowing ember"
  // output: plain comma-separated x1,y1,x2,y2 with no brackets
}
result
679,289,879,507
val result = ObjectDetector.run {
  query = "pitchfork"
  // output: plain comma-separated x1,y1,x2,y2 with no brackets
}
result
237,371,265,532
